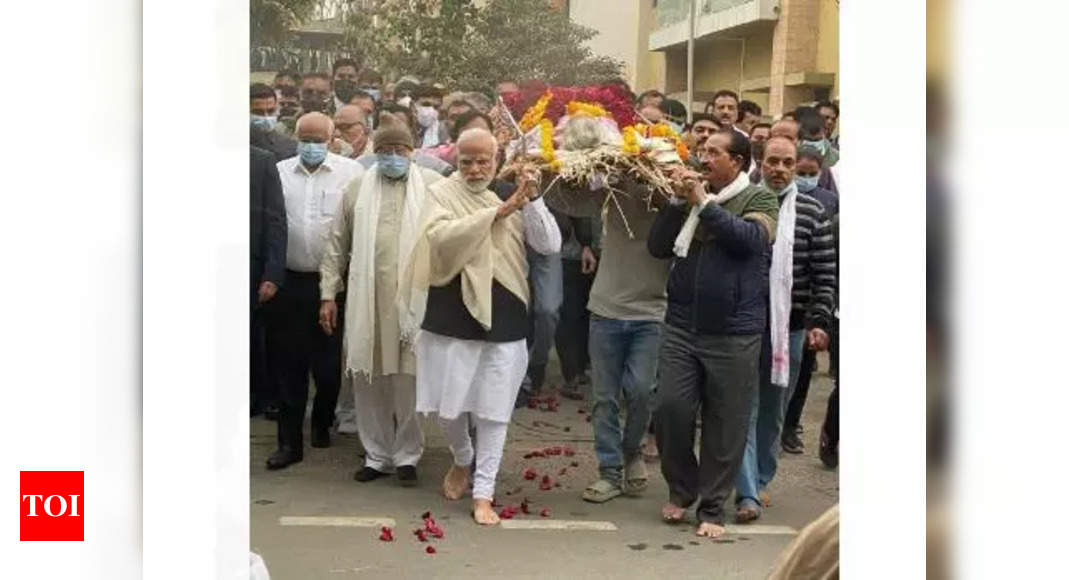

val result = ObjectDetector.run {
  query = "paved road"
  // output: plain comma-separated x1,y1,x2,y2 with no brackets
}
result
251,355,838,579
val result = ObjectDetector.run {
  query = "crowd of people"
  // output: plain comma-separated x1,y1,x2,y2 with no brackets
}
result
249,56,841,539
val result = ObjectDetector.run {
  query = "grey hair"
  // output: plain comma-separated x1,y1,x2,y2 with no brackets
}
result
464,92,493,113
456,127,498,152
561,116,610,151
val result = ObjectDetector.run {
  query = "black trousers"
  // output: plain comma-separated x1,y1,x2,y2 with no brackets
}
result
269,270,343,451
251,261,275,413
555,258,594,383
655,324,761,524
821,325,840,446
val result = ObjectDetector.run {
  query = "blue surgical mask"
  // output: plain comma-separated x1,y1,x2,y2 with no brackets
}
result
251,114,277,131
802,138,827,156
378,153,410,179
795,174,819,193
297,141,328,166
361,87,381,102
667,121,684,135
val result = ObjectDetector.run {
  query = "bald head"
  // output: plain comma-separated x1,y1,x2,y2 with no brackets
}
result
334,105,366,126
761,136,798,191
456,128,498,189
295,112,334,142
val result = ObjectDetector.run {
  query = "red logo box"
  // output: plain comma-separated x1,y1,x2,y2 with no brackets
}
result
20,471,84,541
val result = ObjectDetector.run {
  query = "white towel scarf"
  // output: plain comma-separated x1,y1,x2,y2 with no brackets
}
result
344,166,427,379
671,171,797,387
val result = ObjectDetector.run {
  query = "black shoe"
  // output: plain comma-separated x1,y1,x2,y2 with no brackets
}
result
397,465,418,487
781,431,805,454
353,466,389,482
514,388,531,409
266,447,303,470
311,426,331,448
819,432,838,469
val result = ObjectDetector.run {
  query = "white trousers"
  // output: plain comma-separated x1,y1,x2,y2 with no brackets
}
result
353,374,424,472
335,375,358,433
439,413,509,501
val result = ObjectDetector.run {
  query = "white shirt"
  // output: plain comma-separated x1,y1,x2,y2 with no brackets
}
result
277,152,364,272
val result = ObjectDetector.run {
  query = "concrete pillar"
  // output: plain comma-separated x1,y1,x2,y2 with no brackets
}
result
768,0,821,116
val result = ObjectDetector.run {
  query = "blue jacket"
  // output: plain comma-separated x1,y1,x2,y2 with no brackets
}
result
647,184,778,336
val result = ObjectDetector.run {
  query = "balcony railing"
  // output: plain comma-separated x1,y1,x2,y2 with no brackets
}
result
651,0,778,51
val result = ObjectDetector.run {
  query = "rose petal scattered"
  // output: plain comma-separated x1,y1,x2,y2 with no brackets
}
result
563,446,576,457
498,505,518,519
540,508,551,517
425,546,437,554
523,467,538,480
379,526,394,542
414,529,427,542
539,475,553,491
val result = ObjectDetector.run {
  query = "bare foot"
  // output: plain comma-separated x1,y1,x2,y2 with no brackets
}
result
662,503,685,523
472,499,500,525
442,465,471,500
696,521,726,539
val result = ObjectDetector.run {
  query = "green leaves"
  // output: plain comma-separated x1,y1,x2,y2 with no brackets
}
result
346,0,624,92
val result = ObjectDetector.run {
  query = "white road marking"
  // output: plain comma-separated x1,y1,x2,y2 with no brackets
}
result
724,524,797,535
279,516,396,528
499,519,618,531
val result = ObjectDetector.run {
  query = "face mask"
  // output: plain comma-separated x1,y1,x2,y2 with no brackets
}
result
301,98,328,114
334,79,357,104
397,96,412,108
297,141,328,166
250,115,277,131
416,106,439,128
667,121,684,135
361,87,381,102
794,174,819,192
378,153,410,179
802,138,828,156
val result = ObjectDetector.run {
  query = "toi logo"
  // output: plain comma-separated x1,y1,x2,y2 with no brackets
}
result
20,471,84,541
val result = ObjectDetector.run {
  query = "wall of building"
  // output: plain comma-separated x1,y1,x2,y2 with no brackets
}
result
816,0,840,99
569,0,643,88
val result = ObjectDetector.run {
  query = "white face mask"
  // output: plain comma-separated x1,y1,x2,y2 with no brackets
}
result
397,96,412,108
416,106,439,128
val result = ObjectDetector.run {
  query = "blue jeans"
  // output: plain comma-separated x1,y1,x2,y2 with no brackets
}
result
734,329,805,506
523,249,563,392
589,315,663,485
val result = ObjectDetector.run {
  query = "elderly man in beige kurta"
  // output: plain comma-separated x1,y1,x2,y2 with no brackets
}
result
319,123,441,486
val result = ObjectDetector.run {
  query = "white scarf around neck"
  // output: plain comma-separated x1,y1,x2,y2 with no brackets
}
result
769,180,798,388
673,170,752,258
344,165,427,379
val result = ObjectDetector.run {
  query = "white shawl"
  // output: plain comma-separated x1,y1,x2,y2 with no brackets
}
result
343,165,427,379
769,181,798,388
673,170,753,258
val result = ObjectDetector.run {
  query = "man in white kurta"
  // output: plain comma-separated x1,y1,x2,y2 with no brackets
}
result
399,129,561,524
319,123,441,486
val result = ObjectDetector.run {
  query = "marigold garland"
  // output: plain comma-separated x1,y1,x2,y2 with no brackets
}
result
539,119,561,170
622,126,641,156
566,100,610,119
519,91,553,132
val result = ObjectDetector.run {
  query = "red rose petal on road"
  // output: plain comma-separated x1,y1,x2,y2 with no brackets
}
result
539,475,553,491
379,526,394,542
563,447,576,457
540,508,551,517
523,467,538,480
426,546,437,554
414,529,427,542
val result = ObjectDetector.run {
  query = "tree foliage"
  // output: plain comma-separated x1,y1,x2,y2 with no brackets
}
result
344,0,624,93
251,0,320,46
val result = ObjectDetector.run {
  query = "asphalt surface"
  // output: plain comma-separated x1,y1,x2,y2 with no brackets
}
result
250,354,838,579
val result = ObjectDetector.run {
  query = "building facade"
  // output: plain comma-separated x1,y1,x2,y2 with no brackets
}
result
648,0,838,117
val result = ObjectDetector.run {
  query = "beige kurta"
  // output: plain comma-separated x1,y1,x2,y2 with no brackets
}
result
321,167,442,377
